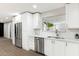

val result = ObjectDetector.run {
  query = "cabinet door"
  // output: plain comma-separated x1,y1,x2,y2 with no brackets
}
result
33,13,42,29
54,40,66,56
44,39,55,56
66,42,79,56
66,4,79,28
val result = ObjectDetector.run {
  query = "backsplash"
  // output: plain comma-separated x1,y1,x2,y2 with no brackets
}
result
40,31,56,38
61,30,79,39
39,29,79,39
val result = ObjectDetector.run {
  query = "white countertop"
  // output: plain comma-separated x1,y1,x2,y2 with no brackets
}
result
34,35,48,38
46,38,79,44
33,35,79,44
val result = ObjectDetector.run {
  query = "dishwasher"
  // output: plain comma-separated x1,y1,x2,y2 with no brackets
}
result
34,37,44,54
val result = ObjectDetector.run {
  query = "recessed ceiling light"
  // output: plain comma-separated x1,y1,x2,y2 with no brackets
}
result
6,17,9,19
32,5,37,9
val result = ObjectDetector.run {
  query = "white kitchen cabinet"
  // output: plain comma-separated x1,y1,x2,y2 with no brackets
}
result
54,41,79,56
44,38,79,56
66,3,79,29
33,13,42,29
44,39,55,56
22,12,33,50
65,42,79,56
44,39,66,56
54,40,66,56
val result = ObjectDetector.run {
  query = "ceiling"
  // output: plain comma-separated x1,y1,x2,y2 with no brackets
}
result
0,3,65,22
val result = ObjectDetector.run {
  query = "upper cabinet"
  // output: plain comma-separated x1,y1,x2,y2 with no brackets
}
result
66,3,79,29
33,13,42,29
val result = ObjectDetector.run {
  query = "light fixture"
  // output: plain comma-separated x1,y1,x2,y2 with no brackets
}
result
32,5,37,9
12,13,20,16
6,17,9,19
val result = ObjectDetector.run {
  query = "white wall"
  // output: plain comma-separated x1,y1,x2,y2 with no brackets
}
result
4,15,22,41
4,22,11,39
11,15,22,45
11,18,15,45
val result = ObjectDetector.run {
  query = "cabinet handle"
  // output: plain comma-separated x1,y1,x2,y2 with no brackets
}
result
66,42,67,46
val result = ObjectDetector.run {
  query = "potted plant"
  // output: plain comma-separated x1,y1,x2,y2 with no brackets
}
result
43,22,54,30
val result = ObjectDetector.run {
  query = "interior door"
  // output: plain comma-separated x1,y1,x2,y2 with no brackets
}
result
15,23,22,48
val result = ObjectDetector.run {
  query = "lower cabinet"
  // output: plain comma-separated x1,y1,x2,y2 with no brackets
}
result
65,42,79,56
54,40,66,56
44,39,79,56
44,39,55,56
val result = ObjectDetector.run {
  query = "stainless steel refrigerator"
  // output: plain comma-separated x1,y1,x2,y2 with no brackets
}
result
15,22,22,48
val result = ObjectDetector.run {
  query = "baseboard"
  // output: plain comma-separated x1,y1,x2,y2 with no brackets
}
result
3,37,12,40
30,50,46,56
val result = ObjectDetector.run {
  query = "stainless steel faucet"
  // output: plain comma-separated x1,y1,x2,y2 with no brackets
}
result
55,29,59,37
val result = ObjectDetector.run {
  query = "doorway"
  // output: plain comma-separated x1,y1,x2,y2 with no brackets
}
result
0,23,4,37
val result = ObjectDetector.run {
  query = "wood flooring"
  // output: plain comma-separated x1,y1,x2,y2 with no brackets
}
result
0,37,43,56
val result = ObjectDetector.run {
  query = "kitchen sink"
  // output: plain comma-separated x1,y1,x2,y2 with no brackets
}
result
48,36,64,39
